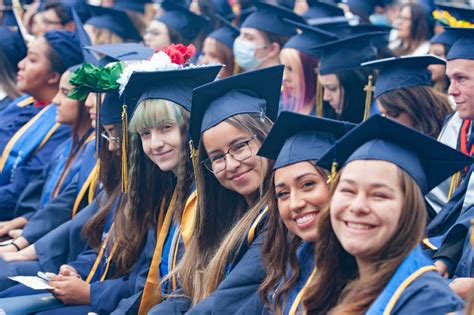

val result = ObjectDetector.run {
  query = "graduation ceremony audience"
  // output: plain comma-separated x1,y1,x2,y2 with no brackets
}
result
0,0,472,314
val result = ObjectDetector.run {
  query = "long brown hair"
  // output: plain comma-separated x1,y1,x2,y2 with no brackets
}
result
377,85,453,138
259,165,328,315
303,166,427,314
113,99,193,274
0,48,21,100
172,113,273,305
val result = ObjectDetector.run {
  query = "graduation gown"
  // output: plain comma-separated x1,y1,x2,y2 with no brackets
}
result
366,246,464,315
0,98,71,220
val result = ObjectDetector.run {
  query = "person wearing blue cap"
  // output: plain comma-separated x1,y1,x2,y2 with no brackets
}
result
199,15,239,78
280,20,338,115
233,0,306,72
152,66,283,314
317,32,384,123
302,115,471,314
0,29,83,221
235,112,354,314
362,55,453,140
430,26,457,94
0,26,26,112
303,0,347,26
143,1,208,50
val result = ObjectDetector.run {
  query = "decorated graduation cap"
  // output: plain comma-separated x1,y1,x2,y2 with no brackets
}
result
361,55,445,98
241,0,307,36
257,111,355,170
284,19,339,57
190,65,284,145
446,27,474,61
158,1,209,43
44,30,84,69
317,32,386,74
434,2,474,26
303,0,346,24
86,5,142,42
207,14,240,48
84,43,154,65
0,26,26,71
317,115,473,194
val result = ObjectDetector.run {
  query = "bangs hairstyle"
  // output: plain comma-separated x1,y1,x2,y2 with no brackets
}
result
303,165,427,314
114,98,193,274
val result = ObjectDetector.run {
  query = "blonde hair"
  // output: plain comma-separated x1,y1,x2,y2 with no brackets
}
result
280,48,305,112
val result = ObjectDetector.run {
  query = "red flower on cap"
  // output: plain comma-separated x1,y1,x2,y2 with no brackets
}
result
156,44,196,65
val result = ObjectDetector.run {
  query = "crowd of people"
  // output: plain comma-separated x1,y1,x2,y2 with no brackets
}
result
0,0,473,314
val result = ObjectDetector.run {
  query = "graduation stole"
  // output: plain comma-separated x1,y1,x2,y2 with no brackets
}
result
72,141,99,217
139,189,199,315
366,245,437,315
0,103,61,185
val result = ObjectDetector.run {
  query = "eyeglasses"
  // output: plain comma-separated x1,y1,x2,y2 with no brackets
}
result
101,132,120,143
202,135,257,174
41,17,64,26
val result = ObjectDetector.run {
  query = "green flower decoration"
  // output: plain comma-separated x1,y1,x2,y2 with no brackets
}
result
68,62,124,101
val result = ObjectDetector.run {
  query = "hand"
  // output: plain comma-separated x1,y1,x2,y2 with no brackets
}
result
0,218,27,236
0,244,19,254
449,277,474,300
8,229,23,239
59,265,79,277
434,260,449,278
1,250,33,262
49,275,90,305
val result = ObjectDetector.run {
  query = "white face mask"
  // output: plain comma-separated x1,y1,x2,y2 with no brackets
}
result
233,39,266,71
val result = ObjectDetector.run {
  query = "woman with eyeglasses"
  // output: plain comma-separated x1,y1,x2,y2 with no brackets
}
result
150,66,283,314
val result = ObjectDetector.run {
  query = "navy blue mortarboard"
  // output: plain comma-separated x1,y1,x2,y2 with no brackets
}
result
44,30,84,69
115,0,153,14
317,115,473,194
258,111,355,170
122,65,223,119
210,0,233,17
446,27,474,61
435,2,474,24
304,0,346,25
84,43,154,65
317,32,385,74
70,8,98,65
190,65,284,145
241,0,307,36
284,19,339,57
207,15,240,48
347,0,378,16
86,5,142,42
100,90,122,125
361,55,445,98
0,26,26,71
430,26,457,52
158,1,209,43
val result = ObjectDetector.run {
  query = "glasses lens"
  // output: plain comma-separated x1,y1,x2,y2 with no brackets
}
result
230,140,252,162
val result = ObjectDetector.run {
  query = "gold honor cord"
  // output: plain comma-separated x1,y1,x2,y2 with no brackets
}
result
471,218,474,248
289,267,317,315
121,104,129,192
447,171,461,201
138,190,178,315
233,61,240,75
85,225,118,283
247,206,269,245
422,238,438,251
363,75,374,121
71,162,99,218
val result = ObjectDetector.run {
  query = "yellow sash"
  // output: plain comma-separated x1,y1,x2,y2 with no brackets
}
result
289,267,317,315
85,225,118,283
71,161,99,218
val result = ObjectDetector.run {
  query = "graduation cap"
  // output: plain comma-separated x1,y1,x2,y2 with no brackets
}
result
284,19,339,57
190,65,284,145
241,0,307,37
122,65,223,119
446,27,474,61
435,2,474,24
86,5,142,42
303,0,346,25
257,111,355,170
430,26,457,52
207,14,240,48
100,90,122,125
361,55,445,98
210,0,234,17
158,1,209,43
317,32,386,74
317,115,473,194
38,0,92,23
44,30,84,69
70,8,98,65
115,0,153,14
0,20,26,70
84,43,154,65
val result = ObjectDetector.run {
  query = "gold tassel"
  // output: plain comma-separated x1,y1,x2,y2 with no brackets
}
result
471,218,474,248
447,171,461,201
327,161,338,189
315,67,323,117
189,139,200,177
121,105,129,192
233,61,240,75
363,75,374,121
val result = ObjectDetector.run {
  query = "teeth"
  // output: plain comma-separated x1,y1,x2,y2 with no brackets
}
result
346,222,373,230
296,213,316,225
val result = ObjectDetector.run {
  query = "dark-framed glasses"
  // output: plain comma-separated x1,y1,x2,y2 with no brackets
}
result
202,135,257,174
